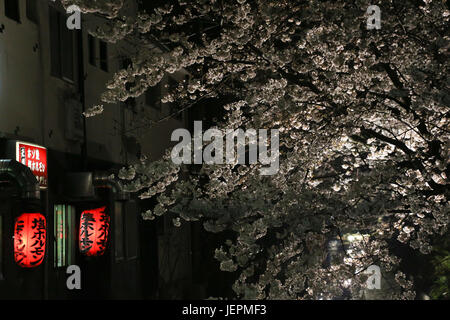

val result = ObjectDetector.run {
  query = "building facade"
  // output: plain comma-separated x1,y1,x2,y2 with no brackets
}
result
0,0,193,299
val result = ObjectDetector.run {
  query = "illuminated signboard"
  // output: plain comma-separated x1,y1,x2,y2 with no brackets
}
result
79,207,110,257
14,213,47,268
15,141,48,188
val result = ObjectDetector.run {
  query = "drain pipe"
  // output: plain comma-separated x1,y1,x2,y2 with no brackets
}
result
0,159,40,200
92,172,129,201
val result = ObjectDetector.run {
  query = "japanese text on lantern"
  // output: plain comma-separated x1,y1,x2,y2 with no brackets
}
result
14,213,47,268
16,142,48,188
79,207,110,256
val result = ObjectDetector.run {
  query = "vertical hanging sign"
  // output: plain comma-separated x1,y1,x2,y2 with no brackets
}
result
14,213,47,268
79,207,110,257
15,141,48,188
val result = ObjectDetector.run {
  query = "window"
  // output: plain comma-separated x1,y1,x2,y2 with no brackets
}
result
125,201,138,259
121,58,136,110
156,215,165,236
122,57,131,70
139,1,167,13
88,34,96,66
49,7,61,78
49,6,75,81
26,0,37,23
167,77,182,120
89,36,110,72
114,201,138,262
0,214,3,280
54,205,76,268
5,0,20,22
145,83,162,110
114,202,125,261
99,40,108,72
61,23,74,80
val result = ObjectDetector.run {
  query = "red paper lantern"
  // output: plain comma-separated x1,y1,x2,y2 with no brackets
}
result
79,206,110,256
14,213,47,268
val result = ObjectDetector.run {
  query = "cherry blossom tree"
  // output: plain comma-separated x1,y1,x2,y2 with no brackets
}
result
63,0,449,299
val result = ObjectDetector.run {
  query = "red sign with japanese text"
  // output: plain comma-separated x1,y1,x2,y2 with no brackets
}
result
14,213,47,268
16,142,48,188
79,207,110,257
